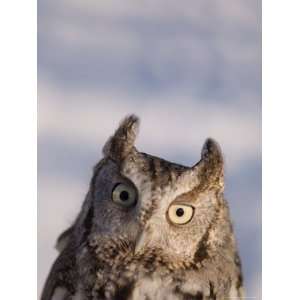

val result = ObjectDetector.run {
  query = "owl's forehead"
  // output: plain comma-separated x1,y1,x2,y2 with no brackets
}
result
120,152,189,196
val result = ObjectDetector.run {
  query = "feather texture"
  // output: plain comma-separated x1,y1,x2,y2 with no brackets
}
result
41,115,244,300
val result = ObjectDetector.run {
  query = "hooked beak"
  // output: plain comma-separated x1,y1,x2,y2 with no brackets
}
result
133,230,146,255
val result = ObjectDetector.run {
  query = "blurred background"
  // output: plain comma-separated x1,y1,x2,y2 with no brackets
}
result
38,0,261,298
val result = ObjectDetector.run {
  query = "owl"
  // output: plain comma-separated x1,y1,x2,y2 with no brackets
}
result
41,115,244,300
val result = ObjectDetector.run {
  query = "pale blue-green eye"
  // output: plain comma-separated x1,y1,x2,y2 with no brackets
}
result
167,204,194,225
112,183,137,207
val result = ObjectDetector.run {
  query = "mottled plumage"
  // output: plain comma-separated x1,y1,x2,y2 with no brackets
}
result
41,115,244,300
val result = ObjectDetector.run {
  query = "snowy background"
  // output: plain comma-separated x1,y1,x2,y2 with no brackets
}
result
38,0,261,298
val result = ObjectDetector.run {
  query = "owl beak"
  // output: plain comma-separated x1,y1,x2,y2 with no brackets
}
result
133,230,146,254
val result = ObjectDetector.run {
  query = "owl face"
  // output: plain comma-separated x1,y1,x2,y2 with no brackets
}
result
88,115,225,264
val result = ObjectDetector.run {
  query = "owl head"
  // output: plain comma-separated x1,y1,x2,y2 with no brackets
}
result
72,115,233,267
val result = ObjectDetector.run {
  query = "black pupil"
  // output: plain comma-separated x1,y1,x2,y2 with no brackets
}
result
120,190,129,201
176,208,184,217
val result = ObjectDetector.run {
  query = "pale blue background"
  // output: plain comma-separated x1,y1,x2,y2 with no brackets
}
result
38,1,261,298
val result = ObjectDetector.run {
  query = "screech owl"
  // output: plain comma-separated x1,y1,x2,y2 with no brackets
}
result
41,115,244,300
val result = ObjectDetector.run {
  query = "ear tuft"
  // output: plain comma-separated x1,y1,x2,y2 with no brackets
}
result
199,138,224,189
103,114,140,161
171,138,225,191
201,138,223,165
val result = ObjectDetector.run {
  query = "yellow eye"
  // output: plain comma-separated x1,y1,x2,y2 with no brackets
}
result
167,204,194,225
112,183,137,207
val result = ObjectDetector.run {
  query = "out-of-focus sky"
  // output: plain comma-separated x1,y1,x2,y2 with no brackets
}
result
38,0,261,298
